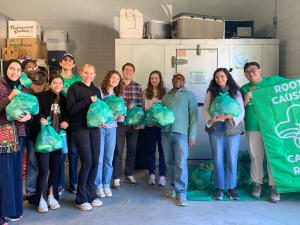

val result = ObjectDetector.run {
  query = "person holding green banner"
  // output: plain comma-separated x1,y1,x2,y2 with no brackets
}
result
30,74,70,212
203,68,245,201
241,62,289,203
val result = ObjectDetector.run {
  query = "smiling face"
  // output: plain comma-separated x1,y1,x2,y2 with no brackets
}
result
215,71,228,86
59,56,75,70
172,75,186,90
24,62,38,80
244,65,262,84
109,73,120,88
50,78,64,94
80,66,96,85
150,73,160,88
122,65,135,81
7,62,22,81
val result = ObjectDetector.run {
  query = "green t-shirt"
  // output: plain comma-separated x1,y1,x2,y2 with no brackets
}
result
60,74,82,97
241,76,289,131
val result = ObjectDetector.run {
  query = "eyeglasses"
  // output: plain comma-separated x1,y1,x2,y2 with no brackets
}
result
124,68,134,72
244,68,259,76
26,66,38,71
173,77,185,81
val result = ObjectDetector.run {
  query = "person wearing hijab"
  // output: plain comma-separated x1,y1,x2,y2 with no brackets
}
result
21,59,49,205
0,60,32,225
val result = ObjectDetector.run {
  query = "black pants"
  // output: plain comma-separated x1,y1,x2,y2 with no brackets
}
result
113,123,139,179
0,137,25,217
34,149,61,206
72,128,100,205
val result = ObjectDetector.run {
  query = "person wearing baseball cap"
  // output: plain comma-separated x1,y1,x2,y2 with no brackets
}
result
58,53,82,196
160,71,198,206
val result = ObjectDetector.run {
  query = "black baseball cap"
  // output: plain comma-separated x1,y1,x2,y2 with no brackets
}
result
61,53,75,63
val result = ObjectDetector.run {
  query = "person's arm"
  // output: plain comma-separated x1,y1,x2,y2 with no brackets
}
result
142,89,146,111
67,86,93,115
230,91,245,127
138,85,143,110
188,93,198,140
203,92,214,127
0,88,19,113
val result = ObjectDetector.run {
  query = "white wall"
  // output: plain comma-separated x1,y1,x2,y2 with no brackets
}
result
244,0,300,79
0,0,245,86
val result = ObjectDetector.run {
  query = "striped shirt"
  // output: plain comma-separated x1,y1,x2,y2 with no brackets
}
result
0,78,29,137
123,80,143,109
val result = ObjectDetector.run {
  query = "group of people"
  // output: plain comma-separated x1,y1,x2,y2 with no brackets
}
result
0,52,288,224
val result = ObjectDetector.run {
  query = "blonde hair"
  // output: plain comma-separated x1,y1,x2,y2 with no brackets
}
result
80,64,96,74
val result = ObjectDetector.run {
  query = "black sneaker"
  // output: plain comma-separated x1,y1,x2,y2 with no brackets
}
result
70,184,77,194
58,186,65,196
228,188,239,200
0,216,8,225
26,195,36,204
213,188,223,200
5,215,22,222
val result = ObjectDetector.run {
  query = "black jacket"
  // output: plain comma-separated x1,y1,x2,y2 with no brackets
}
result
30,90,70,143
66,81,101,131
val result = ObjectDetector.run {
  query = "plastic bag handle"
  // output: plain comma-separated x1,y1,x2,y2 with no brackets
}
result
46,116,52,125
14,85,21,91
219,92,229,96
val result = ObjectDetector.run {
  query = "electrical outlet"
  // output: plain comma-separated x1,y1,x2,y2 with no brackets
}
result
273,16,278,25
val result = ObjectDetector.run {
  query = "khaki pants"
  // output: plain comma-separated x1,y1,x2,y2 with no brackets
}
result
246,131,275,186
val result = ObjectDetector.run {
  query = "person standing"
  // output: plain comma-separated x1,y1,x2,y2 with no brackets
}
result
58,53,81,195
94,70,125,198
241,62,289,203
203,68,245,200
0,60,32,224
67,64,104,211
112,63,143,189
30,75,69,212
21,59,49,205
142,70,167,186
161,72,198,206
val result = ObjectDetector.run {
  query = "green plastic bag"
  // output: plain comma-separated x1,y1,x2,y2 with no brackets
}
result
87,96,114,128
142,103,175,127
124,101,145,126
142,105,160,127
5,86,39,121
20,72,32,89
103,94,127,116
209,92,241,118
190,161,214,190
34,117,64,153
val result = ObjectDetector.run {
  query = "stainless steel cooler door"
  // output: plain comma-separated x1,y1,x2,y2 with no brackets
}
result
176,48,218,159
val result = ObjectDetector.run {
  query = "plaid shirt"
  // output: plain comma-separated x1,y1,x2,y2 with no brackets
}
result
123,80,143,109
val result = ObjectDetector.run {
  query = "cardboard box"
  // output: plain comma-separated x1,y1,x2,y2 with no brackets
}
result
2,47,26,60
7,38,48,62
43,30,69,51
8,21,42,39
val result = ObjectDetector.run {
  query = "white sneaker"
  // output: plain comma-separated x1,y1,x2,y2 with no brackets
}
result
95,187,105,198
103,187,112,197
158,176,166,186
91,199,103,207
47,195,60,210
148,174,155,185
76,202,92,211
125,176,138,185
37,198,48,213
113,179,120,189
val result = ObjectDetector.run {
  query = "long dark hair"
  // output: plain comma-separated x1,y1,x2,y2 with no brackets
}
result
207,68,240,99
145,70,167,100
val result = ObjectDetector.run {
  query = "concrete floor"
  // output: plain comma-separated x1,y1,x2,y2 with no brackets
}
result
18,168,300,225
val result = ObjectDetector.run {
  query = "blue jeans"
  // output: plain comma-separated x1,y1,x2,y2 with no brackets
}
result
145,126,166,176
208,122,240,189
161,132,188,195
58,131,78,187
95,128,116,188
25,125,39,196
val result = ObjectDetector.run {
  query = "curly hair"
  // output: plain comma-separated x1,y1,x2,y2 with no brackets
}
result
145,70,167,100
207,68,240,99
100,70,123,97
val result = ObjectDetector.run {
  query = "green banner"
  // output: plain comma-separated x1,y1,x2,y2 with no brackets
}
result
252,78,300,193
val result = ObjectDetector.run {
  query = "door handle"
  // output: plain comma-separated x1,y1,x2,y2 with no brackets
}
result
172,56,188,68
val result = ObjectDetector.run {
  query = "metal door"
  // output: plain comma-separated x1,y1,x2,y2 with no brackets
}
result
175,48,218,159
